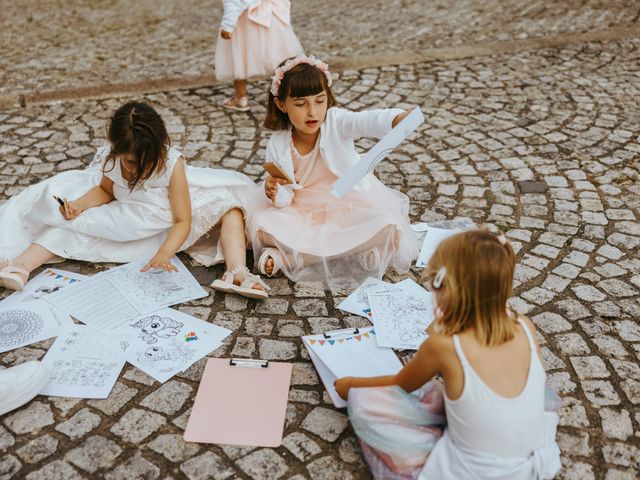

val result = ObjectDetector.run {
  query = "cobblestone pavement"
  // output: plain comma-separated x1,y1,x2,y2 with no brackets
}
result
1,29,640,480
1,0,639,95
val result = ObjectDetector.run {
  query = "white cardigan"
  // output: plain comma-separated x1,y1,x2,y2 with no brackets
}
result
265,107,403,192
220,0,259,32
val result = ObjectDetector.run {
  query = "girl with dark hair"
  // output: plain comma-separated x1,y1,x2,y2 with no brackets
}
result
215,0,304,111
246,56,419,292
0,101,268,299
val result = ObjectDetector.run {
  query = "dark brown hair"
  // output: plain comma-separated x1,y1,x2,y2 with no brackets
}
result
264,59,337,130
103,101,170,191
422,229,517,347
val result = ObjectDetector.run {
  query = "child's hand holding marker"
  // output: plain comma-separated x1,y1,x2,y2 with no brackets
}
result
53,196,83,220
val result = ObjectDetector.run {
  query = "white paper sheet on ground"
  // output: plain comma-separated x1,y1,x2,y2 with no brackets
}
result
415,227,459,268
119,308,232,383
40,325,131,398
331,106,425,198
102,257,207,313
0,301,72,354
367,289,435,350
302,327,403,408
1,268,86,328
337,277,403,319
44,257,208,328
44,273,140,329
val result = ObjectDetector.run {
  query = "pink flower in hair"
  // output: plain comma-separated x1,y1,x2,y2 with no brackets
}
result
270,55,333,97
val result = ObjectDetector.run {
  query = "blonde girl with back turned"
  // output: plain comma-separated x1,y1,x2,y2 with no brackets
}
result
334,230,562,479
246,55,419,292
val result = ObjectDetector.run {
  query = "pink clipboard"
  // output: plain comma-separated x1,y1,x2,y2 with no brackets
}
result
184,358,292,447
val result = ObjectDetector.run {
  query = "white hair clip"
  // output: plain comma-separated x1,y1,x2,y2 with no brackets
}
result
432,267,446,289
497,233,507,246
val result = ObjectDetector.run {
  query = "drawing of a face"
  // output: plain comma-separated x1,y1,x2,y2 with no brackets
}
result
142,319,164,334
145,346,162,359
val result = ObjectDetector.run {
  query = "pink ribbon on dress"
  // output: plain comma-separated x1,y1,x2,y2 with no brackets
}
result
248,0,291,27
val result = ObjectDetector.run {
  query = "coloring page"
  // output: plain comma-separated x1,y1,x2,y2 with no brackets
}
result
1,268,86,327
40,325,131,398
0,302,72,354
337,277,402,318
303,326,403,408
103,257,207,314
120,308,231,383
415,227,459,268
44,273,140,328
367,291,435,350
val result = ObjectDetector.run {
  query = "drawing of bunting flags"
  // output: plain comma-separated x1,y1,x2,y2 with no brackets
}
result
307,329,376,347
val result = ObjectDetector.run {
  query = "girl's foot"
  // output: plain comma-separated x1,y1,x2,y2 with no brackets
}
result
211,266,269,300
222,96,250,112
357,248,381,271
258,248,282,277
0,264,29,292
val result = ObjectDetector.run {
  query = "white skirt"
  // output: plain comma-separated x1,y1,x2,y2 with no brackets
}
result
0,165,258,267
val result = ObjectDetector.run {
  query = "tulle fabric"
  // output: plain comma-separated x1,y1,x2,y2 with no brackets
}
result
347,382,563,480
246,146,419,293
214,0,304,81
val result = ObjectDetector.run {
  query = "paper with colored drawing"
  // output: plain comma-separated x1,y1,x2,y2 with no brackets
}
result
302,327,403,407
118,308,232,383
331,106,425,198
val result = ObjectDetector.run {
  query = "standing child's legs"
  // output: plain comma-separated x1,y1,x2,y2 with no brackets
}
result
223,80,250,112
0,244,57,290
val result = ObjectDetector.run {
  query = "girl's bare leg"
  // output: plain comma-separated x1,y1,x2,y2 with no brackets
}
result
9,244,57,281
234,79,248,99
220,208,264,290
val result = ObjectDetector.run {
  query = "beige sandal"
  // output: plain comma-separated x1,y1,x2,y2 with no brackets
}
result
211,266,269,300
0,265,29,292
222,96,250,112
257,248,282,277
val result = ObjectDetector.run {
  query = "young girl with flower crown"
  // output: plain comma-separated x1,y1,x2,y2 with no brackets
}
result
245,55,419,292
334,230,562,479
0,101,268,299
215,0,304,111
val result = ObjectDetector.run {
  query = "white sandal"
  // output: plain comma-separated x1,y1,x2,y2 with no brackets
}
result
257,249,282,277
0,265,29,292
357,248,382,271
211,266,269,300
222,96,250,112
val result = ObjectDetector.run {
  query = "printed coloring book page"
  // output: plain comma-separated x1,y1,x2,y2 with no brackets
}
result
337,277,403,318
1,268,86,328
40,325,131,398
0,301,72,354
120,308,232,383
103,257,207,313
367,288,435,350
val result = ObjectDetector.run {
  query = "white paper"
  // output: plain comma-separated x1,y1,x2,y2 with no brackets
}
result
367,290,435,350
331,106,425,198
337,277,403,318
103,257,207,313
120,308,231,383
416,227,459,268
1,268,86,327
302,327,403,407
40,325,131,398
44,273,140,328
0,302,72,354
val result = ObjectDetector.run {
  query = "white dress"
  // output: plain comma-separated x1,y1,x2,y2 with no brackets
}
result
0,146,258,266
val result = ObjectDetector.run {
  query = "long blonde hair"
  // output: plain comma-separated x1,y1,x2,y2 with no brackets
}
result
423,229,517,346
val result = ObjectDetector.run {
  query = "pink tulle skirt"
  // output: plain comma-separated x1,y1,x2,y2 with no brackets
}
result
246,175,419,293
215,0,304,81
